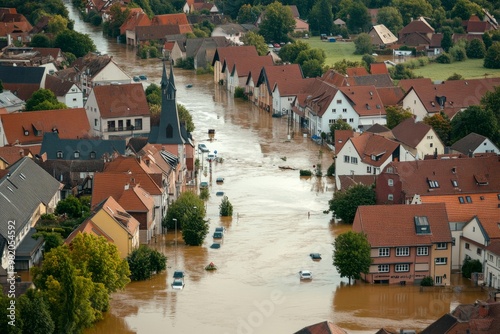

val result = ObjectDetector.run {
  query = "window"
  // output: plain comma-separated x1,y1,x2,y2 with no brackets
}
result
134,118,142,130
337,99,342,104
395,264,409,272
415,216,431,234
465,243,470,249
388,194,393,201
107,121,115,131
342,108,347,113
56,151,63,159
452,238,455,246
73,98,77,101
466,196,472,203
435,276,442,285
351,157,358,164
427,135,433,139
118,120,124,131
386,167,394,174
489,254,494,262
349,118,354,123
430,143,433,148
367,166,372,173
435,257,447,265
436,243,447,250
417,247,429,256
428,180,439,188
458,196,465,204
74,151,80,159
90,151,96,159
94,119,98,126
378,264,389,272
396,247,409,256
332,108,336,113
452,180,458,187
344,156,350,163
388,179,394,186
477,248,482,256
379,248,389,257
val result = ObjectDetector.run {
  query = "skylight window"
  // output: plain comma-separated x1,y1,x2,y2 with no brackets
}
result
415,216,431,234
451,180,458,187
428,179,439,188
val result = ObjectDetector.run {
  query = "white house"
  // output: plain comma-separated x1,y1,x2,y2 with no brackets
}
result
335,132,410,189
272,78,314,118
45,74,84,108
391,118,445,159
85,83,151,139
459,216,491,283
226,55,273,93
451,132,500,155
485,242,500,289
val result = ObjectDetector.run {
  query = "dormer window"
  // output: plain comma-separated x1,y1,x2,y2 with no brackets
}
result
451,180,458,187
90,151,96,159
414,216,431,234
24,130,29,136
56,151,63,159
428,179,439,188
74,151,80,159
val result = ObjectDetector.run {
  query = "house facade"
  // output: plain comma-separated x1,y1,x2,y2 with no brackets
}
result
85,83,151,139
353,203,452,285
485,242,500,289
391,118,445,159
451,132,500,155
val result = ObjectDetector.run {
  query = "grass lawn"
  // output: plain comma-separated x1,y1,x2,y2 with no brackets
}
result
412,59,500,81
301,36,362,66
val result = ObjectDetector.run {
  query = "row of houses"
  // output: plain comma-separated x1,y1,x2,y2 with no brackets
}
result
0,63,193,275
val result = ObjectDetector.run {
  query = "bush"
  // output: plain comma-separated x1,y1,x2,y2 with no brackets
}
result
449,45,467,61
326,162,335,176
462,258,482,279
127,245,167,281
466,39,486,59
234,87,245,99
418,57,430,67
420,276,434,286
436,53,452,64
219,196,233,217
300,170,312,176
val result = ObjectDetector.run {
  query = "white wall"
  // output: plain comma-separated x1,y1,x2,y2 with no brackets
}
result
402,89,428,121
473,139,500,154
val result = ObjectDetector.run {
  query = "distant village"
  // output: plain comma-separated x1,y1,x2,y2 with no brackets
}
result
0,0,500,333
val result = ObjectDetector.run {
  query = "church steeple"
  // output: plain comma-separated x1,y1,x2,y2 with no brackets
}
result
148,61,184,145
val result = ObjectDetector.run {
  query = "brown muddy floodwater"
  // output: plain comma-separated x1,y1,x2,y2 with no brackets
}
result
64,3,489,333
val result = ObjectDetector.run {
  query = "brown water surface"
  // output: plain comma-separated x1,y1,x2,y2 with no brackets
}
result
65,3,489,333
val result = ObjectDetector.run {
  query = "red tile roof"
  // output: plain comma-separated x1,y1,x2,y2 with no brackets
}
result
334,129,357,154
92,83,150,119
258,64,303,94
0,146,32,165
65,219,114,245
299,78,338,117
0,108,90,145
213,46,259,70
231,55,274,79
346,67,369,77
391,118,433,148
338,85,386,116
120,10,151,35
376,86,404,106
370,63,389,75
399,18,434,36
274,77,315,96
152,13,190,26
398,78,433,93
117,185,154,211
321,69,348,87
353,203,451,247
99,196,140,236
349,132,400,167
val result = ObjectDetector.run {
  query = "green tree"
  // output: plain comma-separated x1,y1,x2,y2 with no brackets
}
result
481,85,500,127
18,289,55,334
47,14,69,35
441,28,454,52
0,292,22,333
178,103,195,133
483,32,493,50
237,4,262,24
330,117,353,142
332,59,362,75
219,195,233,217
451,0,483,20
104,3,130,38
308,0,333,36
423,112,452,146
241,31,268,56
301,59,324,78
258,1,296,43
385,106,414,129
484,42,500,69
127,245,167,281
446,73,464,80
295,48,326,67
333,231,371,284
393,0,433,26
345,1,371,33
278,40,310,63
362,54,376,71
376,7,403,36
451,105,499,144
466,39,486,59
30,34,52,48
24,88,67,111
163,191,208,245
55,195,83,218
461,258,482,279
329,184,376,224
54,30,96,58
389,63,418,80
33,232,64,254
449,44,467,62
420,276,434,286
69,233,130,293
354,33,372,55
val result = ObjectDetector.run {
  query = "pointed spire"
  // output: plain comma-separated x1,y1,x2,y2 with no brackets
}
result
169,62,176,90
166,62,176,100
161,61,168,88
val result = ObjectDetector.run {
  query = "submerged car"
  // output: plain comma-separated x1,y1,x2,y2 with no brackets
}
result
299,270,312,280
198,143,209,153
310,253,322,260
173,271,185,279
213,231,223,239
171,279,185,290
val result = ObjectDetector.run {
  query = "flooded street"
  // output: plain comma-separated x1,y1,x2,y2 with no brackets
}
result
65,3,489,333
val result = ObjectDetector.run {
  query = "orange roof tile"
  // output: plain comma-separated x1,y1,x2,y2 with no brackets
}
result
274,77,315,96
338,85,386,117
346,67,369,76
298,78,338,117
353,203,451,247
152,13,189,26
398,78,433,93
65,219,114,245
120,10,151,35
0,109,90,145
231,55,274,78
99,196,140,236
370,63,389,75
0,146,32,165
392,118,432,148
117,185,154,211
321,69,348,87
349,132,400,167
92,83,150,119
213,46,259,71
257,64,303,94
376,86,404,106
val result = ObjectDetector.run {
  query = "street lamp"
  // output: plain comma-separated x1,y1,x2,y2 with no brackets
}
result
173,218,178,248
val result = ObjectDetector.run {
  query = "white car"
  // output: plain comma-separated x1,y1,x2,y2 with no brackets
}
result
299,270,312,280
198,143,209,153
172,279,185,290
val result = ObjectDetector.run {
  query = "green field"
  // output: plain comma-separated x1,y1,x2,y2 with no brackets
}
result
412,59,500,81
301,37,362,66
301,37,500,81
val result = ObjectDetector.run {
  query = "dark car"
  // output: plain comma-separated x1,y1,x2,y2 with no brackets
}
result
213,232,223,239
310,253,322,260
173,271,185,279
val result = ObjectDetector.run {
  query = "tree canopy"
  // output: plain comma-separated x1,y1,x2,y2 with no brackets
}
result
385,106,414,129
484,42,500,69
308,0,333,36
54,30,96,58
481,85,500,127
353,33,373,55
333,231,371,284
376,6,403,35
258,1,296,43
241,31,269,56
423,112,452,146
328,184,376,224
278,41,310,63
451,105,499,144
25,89,67,111
127,245,167,281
